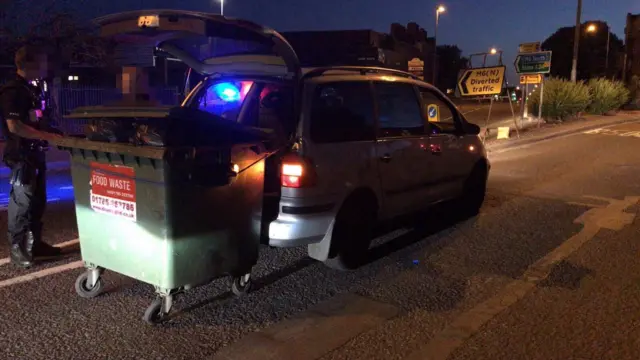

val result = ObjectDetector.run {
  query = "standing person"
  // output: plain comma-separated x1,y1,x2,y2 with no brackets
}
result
0,45,63,268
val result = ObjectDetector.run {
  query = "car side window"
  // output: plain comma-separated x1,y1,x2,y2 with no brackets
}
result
418,87,462,134
309,82,375,143
373,82,425,138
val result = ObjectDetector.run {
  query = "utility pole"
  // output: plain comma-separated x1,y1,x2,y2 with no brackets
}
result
432,5,446,86
570,0,582,82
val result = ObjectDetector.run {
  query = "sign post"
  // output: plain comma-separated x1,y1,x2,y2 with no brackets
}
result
457,63,519,141
537,79,545,128
515,44,552,124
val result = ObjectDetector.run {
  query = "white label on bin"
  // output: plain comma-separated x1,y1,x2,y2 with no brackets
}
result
89,162,137,222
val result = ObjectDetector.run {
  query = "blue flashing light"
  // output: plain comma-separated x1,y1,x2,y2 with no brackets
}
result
212,82,241,102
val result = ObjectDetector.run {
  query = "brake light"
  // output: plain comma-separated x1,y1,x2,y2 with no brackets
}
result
281,154,315,188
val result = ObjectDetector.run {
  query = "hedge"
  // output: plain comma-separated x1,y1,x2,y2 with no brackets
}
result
528,77,629,121
586,78,629,115
527,78,590,121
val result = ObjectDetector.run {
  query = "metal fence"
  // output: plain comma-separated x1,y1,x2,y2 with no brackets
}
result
1,84,183,138
54,85,182,135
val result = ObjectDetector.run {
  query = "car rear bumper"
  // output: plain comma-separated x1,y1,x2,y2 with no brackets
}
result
267,197,337,248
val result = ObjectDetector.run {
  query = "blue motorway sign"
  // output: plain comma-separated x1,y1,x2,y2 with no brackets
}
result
514,51,552,74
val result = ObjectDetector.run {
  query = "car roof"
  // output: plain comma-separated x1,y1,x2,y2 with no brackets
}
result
301,66,437,90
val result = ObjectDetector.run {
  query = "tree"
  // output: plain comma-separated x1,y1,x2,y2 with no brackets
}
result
1,0,113,68
436,45,468,91
542,21,624,80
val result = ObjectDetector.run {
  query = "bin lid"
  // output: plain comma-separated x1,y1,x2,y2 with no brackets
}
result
65,105,172,119
94,10,301,79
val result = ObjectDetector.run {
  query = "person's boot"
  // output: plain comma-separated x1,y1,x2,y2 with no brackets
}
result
28,230,62,258
10,244,34,268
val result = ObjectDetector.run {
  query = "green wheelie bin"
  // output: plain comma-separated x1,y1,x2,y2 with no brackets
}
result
58,120,268,324
59,9,303,324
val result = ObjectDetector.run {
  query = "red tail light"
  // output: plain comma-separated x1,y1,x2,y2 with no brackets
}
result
281,153,316,188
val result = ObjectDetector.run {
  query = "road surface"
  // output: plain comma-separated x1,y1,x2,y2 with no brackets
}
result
0,120,639,359
456,100,521,129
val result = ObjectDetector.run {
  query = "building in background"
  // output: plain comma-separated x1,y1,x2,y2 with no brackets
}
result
282,22,435,82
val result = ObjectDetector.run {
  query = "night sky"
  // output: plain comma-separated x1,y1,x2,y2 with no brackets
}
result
8,0,640,82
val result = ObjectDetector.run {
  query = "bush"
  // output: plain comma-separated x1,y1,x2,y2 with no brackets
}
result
528,77,590,121
586,78,630,115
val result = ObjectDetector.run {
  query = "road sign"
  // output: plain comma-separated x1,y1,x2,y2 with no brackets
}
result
457,66,506,97
514,51,552,74
427,104,439,122
519,74,542,84
408,58,424,71
519,42,541,53
408,58,424,80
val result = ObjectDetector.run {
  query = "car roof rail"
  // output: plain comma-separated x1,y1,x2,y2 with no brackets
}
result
302,66,421,81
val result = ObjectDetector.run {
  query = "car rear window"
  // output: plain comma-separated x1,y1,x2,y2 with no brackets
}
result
195,80,256,123
309,82,375,143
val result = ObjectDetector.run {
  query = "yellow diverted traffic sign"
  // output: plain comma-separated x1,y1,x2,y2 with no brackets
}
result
457,66,506,97
519,42,541,53
520,74,542,84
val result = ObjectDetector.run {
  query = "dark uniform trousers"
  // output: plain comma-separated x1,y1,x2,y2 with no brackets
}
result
7,158,47,246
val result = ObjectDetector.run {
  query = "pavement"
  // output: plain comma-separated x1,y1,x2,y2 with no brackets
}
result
485,111,640,152
0,114,640,359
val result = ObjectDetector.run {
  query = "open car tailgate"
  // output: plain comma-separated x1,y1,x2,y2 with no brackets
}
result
94,10,301,79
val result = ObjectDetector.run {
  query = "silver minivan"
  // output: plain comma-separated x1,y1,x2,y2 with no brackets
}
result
96,10,490,271
268,67,490,270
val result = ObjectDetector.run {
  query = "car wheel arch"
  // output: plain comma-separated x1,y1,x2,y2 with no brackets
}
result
306,186,379,262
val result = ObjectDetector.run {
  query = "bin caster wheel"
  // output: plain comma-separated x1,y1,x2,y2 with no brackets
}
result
231,273,252,297
75,271,104,299
143,297,170,325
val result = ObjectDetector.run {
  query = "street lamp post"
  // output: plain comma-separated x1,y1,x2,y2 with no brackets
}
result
432,5,446,86
570,0,582,82
586,23,610,77
220,0,224,16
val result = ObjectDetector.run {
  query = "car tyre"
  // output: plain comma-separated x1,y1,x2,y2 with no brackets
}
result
324,198,376,271
460,163,488,216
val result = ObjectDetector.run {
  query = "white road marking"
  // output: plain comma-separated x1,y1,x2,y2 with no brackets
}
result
0,239,79,267
0,260,83,289
489,120,640,155
405,195,640,360
461,107,483,115
583,127,640,138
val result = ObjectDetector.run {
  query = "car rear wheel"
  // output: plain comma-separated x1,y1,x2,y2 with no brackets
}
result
460,163,488,216
323,198,376,271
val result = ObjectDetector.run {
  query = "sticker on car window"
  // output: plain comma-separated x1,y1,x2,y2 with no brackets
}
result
427,104,439,122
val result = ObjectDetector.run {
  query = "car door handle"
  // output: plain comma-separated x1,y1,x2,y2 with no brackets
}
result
380,154,392,163
429,144,442,154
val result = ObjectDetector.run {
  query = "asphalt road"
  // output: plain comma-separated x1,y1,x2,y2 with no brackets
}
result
0,120,639,359
456,100,521,128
